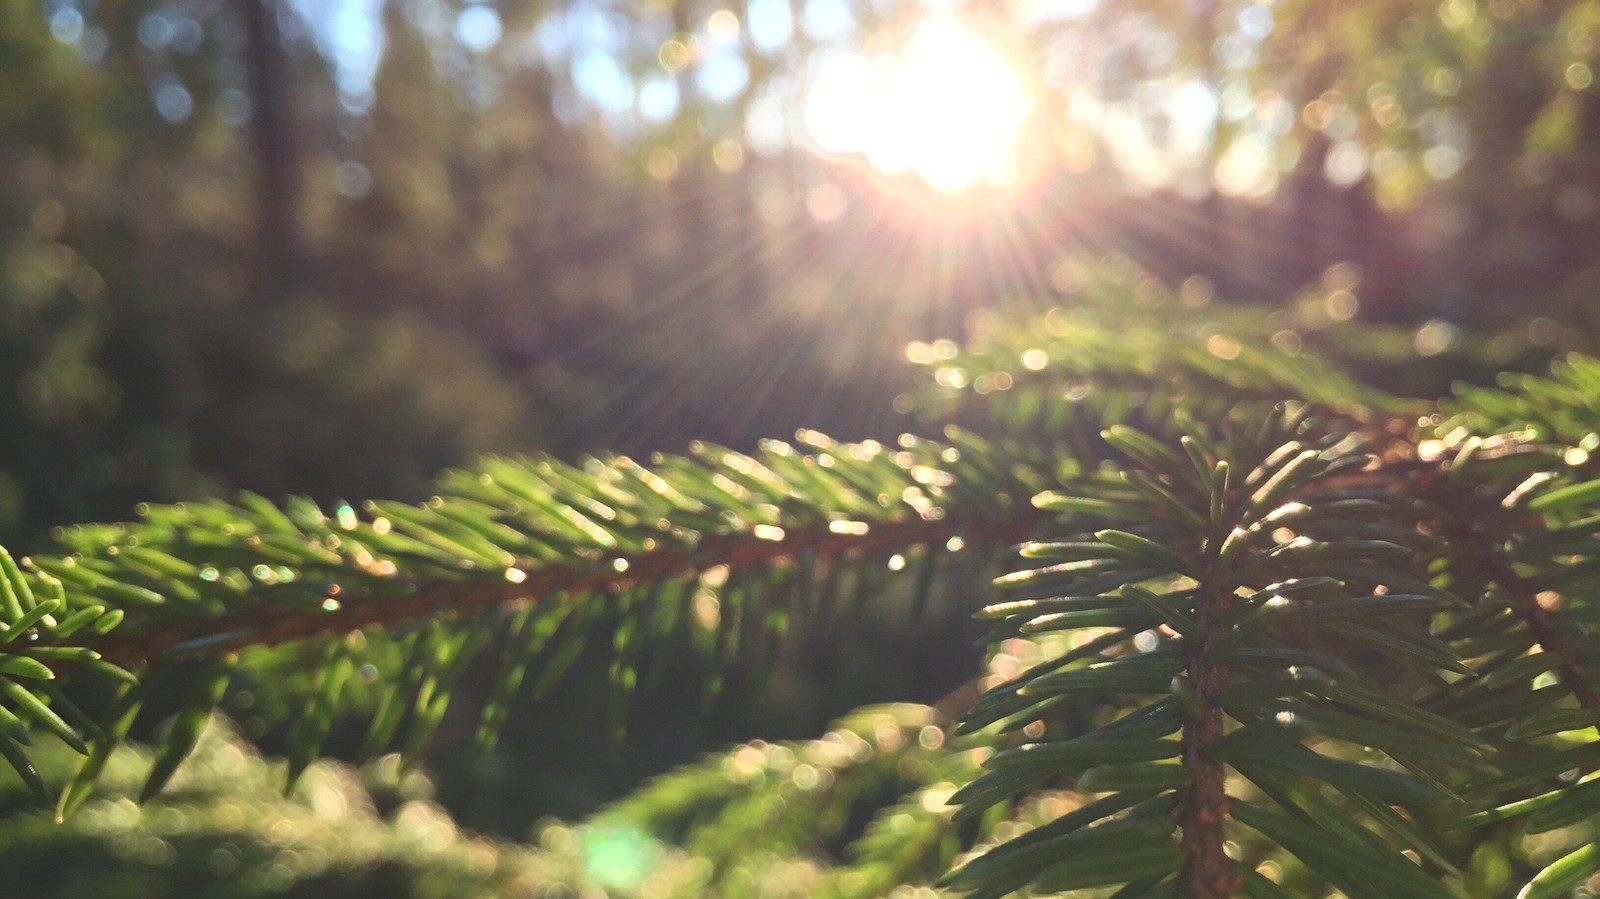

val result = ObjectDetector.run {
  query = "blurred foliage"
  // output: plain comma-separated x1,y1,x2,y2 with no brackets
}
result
0,707,994,899
7,0,1600,543
0,714,701,898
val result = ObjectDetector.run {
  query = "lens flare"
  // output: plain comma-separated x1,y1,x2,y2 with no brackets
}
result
804,17,1030,193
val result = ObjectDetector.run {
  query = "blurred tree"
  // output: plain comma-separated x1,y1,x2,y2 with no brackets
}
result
241,0,306,293
0,0,193,542
6,0,1597,671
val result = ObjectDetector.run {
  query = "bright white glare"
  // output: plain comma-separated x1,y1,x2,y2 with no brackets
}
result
698,47,751,103
456,6,503,52
805,52,876,155
803,0,855,41
804,18,1029,192
638,76,679,122
1213,131,1274,196
746,0,794,53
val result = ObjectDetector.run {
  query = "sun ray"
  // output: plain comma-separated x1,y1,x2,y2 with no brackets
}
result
803,16,1031,195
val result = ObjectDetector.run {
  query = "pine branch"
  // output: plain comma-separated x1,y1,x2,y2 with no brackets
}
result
1411,354,1600,896
900,264,1413,438
942,412,1472,898
0,425,1069,816
1421,365,1600,726
86,514,1042,669
1178,571,1237,898
11,263,1600,897
1444,523,1600,722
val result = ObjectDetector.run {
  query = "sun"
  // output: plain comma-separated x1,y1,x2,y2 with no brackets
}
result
803,17,1030,194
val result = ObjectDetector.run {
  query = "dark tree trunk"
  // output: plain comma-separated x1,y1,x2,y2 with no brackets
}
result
242,0,303,295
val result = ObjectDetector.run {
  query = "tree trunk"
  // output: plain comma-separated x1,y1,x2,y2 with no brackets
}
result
242,0,304,295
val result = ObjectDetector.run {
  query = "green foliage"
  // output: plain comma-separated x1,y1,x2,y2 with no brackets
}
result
0,715,694,898
9,265,1600,896
594,702,989,897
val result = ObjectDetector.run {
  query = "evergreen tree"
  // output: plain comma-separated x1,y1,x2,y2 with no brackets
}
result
2,263,1600,896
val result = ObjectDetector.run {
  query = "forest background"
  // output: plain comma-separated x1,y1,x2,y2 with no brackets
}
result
5,0,1600,892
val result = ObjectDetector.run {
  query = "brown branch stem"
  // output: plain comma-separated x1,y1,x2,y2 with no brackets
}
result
1179,579,1239,899
89,514,1046,670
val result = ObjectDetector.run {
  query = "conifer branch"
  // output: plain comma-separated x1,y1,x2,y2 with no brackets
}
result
1447,522,1600,722
1179,583,1237,899
9,264,1600,897
88,514,1044,669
